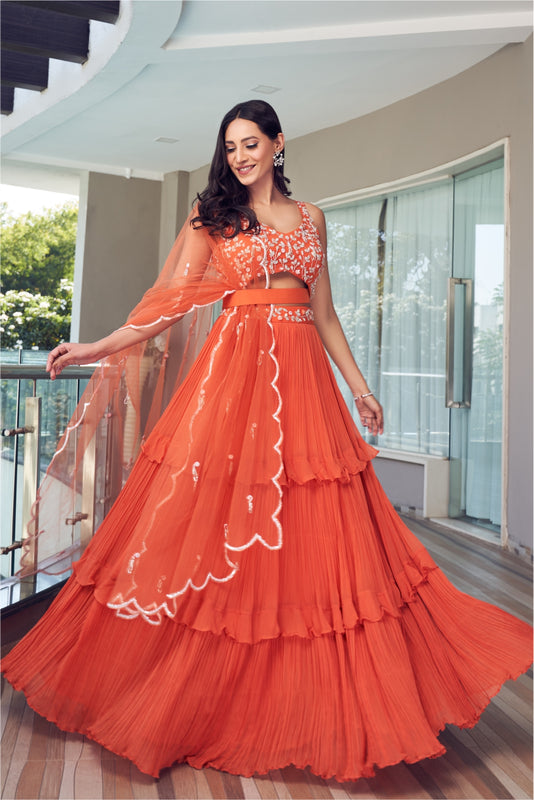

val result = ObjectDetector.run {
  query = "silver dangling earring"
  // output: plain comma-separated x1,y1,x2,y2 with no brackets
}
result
273,149,284,167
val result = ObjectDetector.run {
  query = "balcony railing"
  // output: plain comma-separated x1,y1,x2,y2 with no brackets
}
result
1,352,95,607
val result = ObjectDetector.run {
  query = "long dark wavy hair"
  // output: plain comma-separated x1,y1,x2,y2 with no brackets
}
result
192,100,291,238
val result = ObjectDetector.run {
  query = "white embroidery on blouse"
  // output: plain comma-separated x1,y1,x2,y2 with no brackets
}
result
271,307,314,323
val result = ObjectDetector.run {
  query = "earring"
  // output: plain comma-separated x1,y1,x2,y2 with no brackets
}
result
273,149,284,167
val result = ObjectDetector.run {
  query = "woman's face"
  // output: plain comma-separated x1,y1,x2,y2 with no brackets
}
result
224,118,284,189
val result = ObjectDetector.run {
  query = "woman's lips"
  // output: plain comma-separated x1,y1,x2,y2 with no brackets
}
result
237,165,254,175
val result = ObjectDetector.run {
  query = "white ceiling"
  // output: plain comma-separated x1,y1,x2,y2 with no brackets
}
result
1,0,532,189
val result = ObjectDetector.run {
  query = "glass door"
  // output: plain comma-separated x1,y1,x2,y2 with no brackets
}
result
448,159,505,531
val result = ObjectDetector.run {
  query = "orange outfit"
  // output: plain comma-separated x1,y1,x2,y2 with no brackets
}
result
2,202,532,781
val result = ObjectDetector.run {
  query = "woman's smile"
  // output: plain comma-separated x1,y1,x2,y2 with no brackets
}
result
225,118,283,189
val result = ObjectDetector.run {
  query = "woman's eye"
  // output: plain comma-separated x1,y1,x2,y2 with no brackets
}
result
246,144,258,150
226,148,235,154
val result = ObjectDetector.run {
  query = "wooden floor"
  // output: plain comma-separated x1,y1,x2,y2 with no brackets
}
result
2,517,532,800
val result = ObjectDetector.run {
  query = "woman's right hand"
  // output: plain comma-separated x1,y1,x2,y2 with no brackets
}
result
47,341,102,380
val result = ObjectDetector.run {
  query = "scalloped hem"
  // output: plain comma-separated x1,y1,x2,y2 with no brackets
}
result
90,551,441,641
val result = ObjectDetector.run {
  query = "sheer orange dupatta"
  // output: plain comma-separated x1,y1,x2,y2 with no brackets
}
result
11,210,234,591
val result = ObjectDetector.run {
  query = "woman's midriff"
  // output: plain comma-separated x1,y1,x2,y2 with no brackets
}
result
234,272,311,306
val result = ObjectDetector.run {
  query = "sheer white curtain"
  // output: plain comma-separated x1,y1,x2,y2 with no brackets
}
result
381,182,452,454
326,182,452,455
326,201,383,413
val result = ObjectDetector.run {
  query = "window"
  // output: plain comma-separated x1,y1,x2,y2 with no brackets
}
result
326,179,452,455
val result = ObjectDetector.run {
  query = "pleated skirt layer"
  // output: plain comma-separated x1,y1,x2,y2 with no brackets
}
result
2,533,531,781
2,313,533,780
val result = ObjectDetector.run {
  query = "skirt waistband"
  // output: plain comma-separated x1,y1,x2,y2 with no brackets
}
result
223,288,310,308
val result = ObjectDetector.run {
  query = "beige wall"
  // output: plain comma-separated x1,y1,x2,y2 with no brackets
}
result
73,172,161,342
158,170,190,269
190,38,533,550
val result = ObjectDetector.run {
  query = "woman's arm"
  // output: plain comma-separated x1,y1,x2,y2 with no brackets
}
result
47,211,215,380
46,316,177,380
307,204,384,436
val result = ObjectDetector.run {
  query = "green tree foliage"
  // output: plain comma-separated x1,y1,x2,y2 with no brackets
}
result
1,201,78,294
0,200,78,350
0,279,72,350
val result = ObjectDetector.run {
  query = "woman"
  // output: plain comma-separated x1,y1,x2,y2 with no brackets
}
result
2,101,532,782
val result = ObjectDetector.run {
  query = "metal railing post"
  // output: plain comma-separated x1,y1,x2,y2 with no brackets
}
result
81,432,96,549
20,396,41,599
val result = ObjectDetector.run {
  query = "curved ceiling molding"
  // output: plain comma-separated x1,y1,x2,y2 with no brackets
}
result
2,1,183,163
1,0,531,182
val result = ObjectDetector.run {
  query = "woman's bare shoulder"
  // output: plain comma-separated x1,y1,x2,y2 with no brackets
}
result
301,201,325,225
300,201,326,237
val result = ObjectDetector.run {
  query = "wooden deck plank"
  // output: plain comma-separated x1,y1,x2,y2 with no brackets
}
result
446,725,533,798
486,697,533,746
498,682,534,723
166,762,197,798
403,761,448,800
101,753,116,799
3,761,28,800
322,777,352,800
474,718,533,779
342,775,380,798
39,760,64,800
491,690,533,732
130,763,159,800
114,755,134,799
1,678,14,737
268,768,293,799
407,753,474,799
503,674,533,706
241,776,263,799
45,723,66,764
221,771,246,798
2,708,49,800
277,765,321,800
203,766,237,799
364,762,435,799
15,759,45,799
155,769,175,800
74,740,103,799
1,684,28,777
27,713,51,763
440,727,508,799
302,768,334,799
253,773,281,799
193,766,215,799
63,731,84,762
58,761,77,800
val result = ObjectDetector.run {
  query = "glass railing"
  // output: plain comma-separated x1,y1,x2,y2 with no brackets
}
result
1,351,94,607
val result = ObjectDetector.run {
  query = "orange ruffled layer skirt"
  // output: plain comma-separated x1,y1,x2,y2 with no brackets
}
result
2,308,532,781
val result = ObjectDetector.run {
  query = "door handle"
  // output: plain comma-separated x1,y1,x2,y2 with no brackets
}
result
446,277,473,408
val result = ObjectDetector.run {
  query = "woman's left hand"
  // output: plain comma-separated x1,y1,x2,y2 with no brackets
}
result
355,394,384,436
